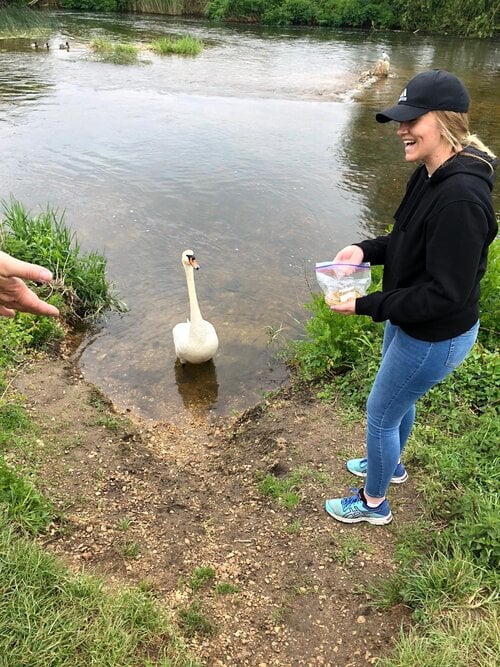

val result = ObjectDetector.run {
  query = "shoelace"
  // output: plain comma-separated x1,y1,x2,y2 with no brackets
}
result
341,490,361,509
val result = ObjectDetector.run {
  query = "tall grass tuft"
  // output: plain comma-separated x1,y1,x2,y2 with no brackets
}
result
151,34,204,55
127,0,185,15
0,459,53,534
0,199,127,324
90,39,140,64
0,5,52,37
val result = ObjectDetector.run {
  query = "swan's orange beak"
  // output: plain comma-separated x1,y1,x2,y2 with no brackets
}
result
188,256,200,270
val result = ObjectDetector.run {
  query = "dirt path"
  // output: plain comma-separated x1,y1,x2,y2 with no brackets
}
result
13,358,416,666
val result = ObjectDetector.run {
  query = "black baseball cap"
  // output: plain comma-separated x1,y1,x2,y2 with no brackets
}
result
376,69,470,123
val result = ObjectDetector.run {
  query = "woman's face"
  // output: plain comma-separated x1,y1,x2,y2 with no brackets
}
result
397,112,453,174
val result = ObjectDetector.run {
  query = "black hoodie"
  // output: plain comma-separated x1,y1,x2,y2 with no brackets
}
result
354,147,497,341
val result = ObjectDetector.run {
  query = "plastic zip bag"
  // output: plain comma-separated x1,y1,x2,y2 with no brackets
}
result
315,262,371,308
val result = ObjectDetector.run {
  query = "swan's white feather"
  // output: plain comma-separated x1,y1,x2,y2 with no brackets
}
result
173,320,218,364
172,250,219,364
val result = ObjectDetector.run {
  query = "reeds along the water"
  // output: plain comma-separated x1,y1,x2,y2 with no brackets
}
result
0,5,47,34
151,34,203,55
126,0,185,15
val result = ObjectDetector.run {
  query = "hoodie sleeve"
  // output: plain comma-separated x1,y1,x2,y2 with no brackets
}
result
354,234,391,266
355,200,490,324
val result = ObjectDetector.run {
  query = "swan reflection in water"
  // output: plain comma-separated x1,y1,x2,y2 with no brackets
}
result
174,359,219,414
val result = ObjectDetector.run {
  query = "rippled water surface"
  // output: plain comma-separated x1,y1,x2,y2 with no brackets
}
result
1,13,498,421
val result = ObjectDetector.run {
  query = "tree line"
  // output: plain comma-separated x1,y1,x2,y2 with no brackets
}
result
1,0,498,39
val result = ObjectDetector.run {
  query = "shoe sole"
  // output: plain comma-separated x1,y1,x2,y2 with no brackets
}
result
347,467,408,484
325,502,393,525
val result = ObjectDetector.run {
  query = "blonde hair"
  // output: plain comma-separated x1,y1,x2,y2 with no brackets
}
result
433,111,497,164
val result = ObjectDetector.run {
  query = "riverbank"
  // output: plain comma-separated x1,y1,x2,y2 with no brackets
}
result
7,352,416,665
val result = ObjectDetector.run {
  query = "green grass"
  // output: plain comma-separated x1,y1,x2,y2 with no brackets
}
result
0,198,127,325
150,35,204,56
379,609,499,667
214,582,240,595
330,533,372,566
127,0,184,15
0,522,196,666
0,5,52,38
257,466,329,509
121,541,141,559
90,39,140,64
186,566,216,592
0,458,53,534
177,600,215,638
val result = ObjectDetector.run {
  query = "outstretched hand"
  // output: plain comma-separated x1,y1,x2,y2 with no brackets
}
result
332,245,364,265
329,299,356,315
0,251,60,318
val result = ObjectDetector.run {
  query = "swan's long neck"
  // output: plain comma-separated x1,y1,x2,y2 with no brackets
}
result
185,265,203,325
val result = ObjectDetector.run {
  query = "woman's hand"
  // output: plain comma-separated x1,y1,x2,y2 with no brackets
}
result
330,299,356,315
332,245,364,265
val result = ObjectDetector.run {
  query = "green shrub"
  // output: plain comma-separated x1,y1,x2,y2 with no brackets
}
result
288,265,383,382
206,0,266,21
59,0,118,11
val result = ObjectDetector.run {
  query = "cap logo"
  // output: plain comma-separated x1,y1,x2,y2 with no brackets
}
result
398,88,407,102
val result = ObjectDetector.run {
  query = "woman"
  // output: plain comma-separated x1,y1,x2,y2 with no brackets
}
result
325,69,497,525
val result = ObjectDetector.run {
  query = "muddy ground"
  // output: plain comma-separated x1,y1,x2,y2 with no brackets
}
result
11,357,419,666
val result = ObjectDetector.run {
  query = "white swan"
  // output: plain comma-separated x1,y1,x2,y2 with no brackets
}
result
172,250,219,365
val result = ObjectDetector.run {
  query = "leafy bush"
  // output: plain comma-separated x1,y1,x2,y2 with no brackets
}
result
288,265,383,381
206,0,266,21
59,0,118,11
263,0,318,25
204,0,495,35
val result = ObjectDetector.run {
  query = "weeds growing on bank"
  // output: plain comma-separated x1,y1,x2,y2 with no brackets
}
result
0,5,52,38
0,198,127,325
288,238,500,664
0,521,197,666
90,38,139,64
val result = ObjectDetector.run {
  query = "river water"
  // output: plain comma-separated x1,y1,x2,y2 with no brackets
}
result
1,12,498,422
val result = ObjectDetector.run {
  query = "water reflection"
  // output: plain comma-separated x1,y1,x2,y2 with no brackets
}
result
0,39,54,117
174,359,219,415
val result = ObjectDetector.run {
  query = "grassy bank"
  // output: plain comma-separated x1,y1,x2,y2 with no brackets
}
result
288,238,499,664
0,199,197,666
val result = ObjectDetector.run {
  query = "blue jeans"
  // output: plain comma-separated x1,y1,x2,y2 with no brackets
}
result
364,320,479,498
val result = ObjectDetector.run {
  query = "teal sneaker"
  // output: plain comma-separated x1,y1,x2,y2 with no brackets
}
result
346,458,408,484
325,488,392,525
